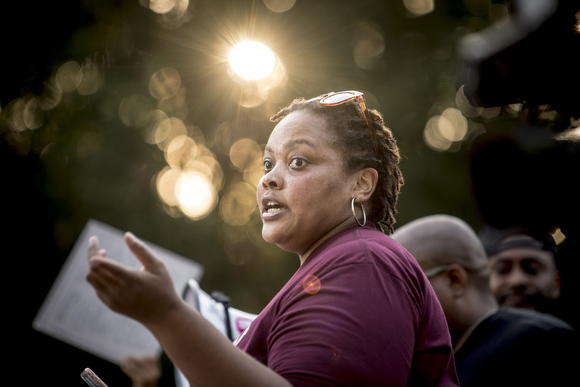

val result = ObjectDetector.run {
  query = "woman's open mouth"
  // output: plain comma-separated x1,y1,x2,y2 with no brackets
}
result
265,201,283,213
262,200,286,219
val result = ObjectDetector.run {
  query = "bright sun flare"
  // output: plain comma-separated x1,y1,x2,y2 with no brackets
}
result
229,41,276,80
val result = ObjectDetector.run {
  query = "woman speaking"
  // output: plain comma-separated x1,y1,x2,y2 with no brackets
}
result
87,91,459,386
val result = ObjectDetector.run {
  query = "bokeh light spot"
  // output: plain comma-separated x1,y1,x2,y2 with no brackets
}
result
155,137,223,220
219,181,257,226
195,154,224,192
352,22,385,70
150,67,182,100
176,171,217,219
424,116,452,152
158,87,187,114
455,85,483,118
38,78,63,111
155,117,187,150
234,85,270,108
149,0,177,14
403,0,435,16
165,135,198,169
119,94,152,128
155,0,192,29
23,98,44,130
207,120,237,155
243,151,265,188
77,57,104,96
7,99,27,132
56,61,82,92
142,109,169,144
302,275,322,295
156,167,181,206
441,108,468,142
262,0,296,13
229,138,262,171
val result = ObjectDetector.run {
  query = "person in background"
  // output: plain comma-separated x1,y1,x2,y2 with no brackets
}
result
392,214,575,387
86,91,459,387
120,355,162,387
478,225,561,314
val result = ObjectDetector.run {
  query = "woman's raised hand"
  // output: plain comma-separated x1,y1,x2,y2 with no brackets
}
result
86,232,182,327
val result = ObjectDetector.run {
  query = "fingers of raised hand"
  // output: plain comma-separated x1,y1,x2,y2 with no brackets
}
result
86,232,178,323
88,236,100,257
124,232,164,273
87,257,128,287
88,236,107,258
86,257,136,311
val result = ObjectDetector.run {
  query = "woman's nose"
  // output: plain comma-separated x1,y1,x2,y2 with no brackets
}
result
260,168,281,189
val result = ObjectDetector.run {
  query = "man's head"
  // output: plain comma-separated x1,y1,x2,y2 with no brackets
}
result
479,225,560,312
392,214,495,343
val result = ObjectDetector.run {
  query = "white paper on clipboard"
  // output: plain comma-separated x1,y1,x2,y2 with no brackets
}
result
33,219,204,365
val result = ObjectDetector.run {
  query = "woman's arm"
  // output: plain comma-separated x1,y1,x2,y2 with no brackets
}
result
87,232,291,387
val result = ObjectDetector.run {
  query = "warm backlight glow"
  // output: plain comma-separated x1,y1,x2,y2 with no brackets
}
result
229,41,276,80
176,171,216,219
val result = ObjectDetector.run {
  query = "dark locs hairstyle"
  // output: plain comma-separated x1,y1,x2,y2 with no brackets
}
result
270,96,404,234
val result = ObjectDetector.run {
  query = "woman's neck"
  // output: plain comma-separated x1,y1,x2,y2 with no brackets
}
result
298,217,357,266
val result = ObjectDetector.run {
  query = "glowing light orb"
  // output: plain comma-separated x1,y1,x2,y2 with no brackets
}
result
176,172,216,219
229,41,276,80
302,275,322,295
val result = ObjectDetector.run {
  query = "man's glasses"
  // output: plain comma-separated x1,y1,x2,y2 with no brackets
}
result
423,265,451,279
423,264,474,279
311,90,380,157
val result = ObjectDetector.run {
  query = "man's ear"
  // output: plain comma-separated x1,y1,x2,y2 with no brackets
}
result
353,168,378,202
444,263,469,298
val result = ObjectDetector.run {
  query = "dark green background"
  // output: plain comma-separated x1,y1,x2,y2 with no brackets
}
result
2,0,578,385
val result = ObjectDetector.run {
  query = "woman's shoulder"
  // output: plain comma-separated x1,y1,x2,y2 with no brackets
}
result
311,224,418,271
335,224,412,256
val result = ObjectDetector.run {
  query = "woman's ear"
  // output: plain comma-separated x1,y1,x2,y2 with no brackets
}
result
353,168,379,202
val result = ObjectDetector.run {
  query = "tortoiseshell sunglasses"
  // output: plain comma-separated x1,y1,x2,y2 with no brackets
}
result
312,90,379,156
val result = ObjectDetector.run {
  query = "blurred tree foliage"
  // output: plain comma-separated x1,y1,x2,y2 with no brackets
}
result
1,0,499,306
1,0,518,384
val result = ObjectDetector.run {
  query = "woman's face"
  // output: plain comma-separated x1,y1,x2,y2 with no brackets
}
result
257,110,359,259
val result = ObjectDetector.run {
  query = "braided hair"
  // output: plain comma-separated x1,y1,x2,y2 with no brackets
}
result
270,96,404,234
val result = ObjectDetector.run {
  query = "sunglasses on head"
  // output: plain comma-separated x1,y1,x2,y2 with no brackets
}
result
310,90,380,157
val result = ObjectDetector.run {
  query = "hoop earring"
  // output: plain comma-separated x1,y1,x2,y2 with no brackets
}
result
351,196,367,227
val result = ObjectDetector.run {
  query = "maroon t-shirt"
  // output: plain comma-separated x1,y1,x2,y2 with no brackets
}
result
235,222,459,386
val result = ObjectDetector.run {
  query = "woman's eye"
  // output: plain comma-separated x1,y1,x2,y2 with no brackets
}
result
290,158,306,168
262,160,274,172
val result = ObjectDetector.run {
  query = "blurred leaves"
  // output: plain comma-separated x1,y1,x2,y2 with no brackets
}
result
0,0,511,312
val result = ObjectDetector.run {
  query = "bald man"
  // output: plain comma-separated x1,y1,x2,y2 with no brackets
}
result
391,214,575,387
